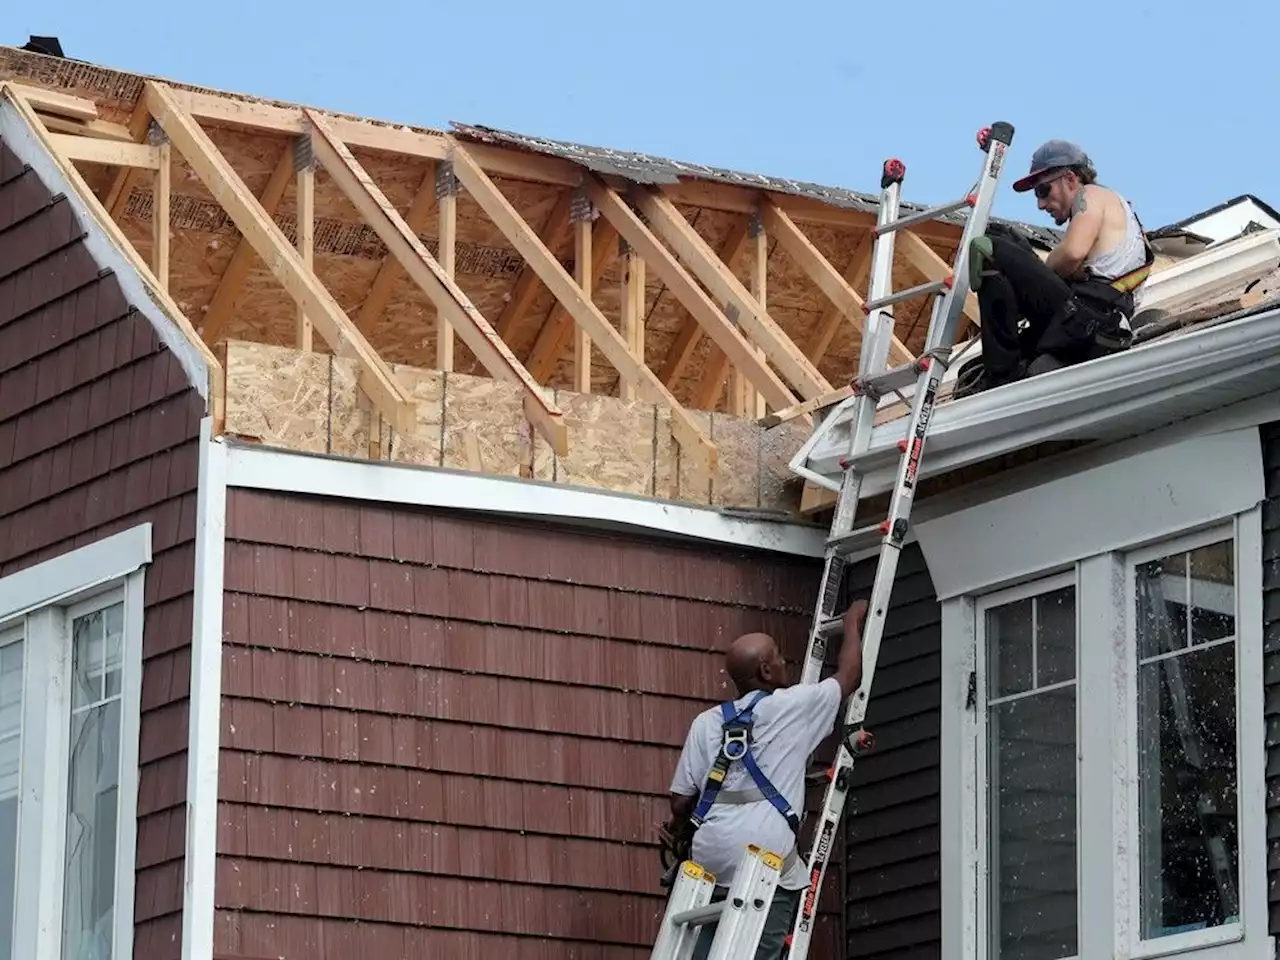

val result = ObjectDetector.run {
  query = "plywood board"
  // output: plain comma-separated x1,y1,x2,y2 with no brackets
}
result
220,339,811,514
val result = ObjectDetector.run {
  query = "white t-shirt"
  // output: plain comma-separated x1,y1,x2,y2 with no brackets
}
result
669,677,844,890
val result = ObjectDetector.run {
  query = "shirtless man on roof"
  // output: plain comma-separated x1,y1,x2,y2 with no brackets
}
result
955,138,1156,397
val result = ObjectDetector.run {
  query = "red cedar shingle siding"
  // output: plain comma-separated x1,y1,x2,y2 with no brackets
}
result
217,487,846,958
0,137,205,957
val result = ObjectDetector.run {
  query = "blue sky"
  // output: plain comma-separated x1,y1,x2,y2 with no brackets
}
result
12,0,1278,230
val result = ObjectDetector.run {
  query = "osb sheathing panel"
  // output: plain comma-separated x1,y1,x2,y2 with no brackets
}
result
222,340,809,512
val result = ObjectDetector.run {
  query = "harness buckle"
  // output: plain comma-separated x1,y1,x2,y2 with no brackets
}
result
722,725,750,762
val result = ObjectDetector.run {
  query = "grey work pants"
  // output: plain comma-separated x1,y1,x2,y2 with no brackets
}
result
690,884,802,960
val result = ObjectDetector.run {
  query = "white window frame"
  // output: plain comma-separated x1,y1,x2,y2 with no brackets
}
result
0,523,150,960
944,509,1269,960
971,569,1082,960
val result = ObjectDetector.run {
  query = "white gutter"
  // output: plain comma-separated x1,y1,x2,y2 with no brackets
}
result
794,301,1280,496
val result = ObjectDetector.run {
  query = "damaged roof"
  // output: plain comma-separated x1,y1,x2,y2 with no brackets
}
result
451,121,1065,248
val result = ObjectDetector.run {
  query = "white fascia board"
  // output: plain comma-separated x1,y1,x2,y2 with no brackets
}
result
0,98,211,401
224,442,829,559
801,302,1280,496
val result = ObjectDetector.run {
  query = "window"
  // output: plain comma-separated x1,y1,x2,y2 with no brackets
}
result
976,576,1079,960
1129,532,1242,952
0,526,148,960
952,515,1267,960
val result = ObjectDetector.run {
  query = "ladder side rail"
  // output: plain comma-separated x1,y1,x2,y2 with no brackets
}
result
785,122,1016,960
650,861,718,960
795,164,906,688
706,848,785,960
920,121,1014,354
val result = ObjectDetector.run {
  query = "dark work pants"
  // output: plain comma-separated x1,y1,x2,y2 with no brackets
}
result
691,884,802,960
977,236,1106,383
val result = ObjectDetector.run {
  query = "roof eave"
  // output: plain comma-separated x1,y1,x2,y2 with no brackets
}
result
794,302,1280,498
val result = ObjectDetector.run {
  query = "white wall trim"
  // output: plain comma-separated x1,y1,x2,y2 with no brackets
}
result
0,523,152,625
914,426,1265,601
0,98,210,401
223,443,829,558
182,420,228,960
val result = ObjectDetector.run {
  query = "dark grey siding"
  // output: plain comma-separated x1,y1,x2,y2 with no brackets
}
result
1261,423,1280,934
841,544,942,960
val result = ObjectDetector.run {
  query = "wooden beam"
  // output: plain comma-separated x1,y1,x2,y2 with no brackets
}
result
6,83,97,121
897,229,981,327
524,216,617,382
806,235,873,364
355,163,437,335
763,201,914,366
759,385,853,428
619,239,645,402
448,142,716,474
166,87,583,187
633,187,832,401
294,138,315,351
571,210,592,393
436,163,457,371
142,80,415,432
151,127,171,291
659,217,751,387
37,113,133,142
105,101,153,218
730,218,769,418
301,109,567,454
495,190,574,340
201,145,295,345
0,84,225,428
585,179,804,417
47,132,162,169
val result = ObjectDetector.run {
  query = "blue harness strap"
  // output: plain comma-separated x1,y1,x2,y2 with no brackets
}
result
689,690,802,836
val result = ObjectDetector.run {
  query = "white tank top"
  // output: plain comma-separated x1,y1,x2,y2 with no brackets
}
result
1085,189,1148,280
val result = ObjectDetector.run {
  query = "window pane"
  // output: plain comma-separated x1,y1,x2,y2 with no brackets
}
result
62,604,124,960
985,587,1078,960
0,629,22,960
1134,540,1239,941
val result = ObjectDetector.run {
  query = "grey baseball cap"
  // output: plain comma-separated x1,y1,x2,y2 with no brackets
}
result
1012,140,1091,193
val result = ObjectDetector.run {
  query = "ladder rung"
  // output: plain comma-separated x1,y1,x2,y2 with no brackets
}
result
669,900,726,928
876,196,973,235
865,278,948,312
852,359,920,399
827,521,889,556
814,616,844,641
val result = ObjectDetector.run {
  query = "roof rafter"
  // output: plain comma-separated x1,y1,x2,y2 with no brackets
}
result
523,215,617,382
301,108,568,454
447,141,719,474
638,186,833,401
585,180,804,417
761,199,914,367
0,82,225,427
142,80,417,432
355,161,438,336
897,229,981,327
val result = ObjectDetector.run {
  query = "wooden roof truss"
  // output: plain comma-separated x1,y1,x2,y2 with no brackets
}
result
0,70,987,479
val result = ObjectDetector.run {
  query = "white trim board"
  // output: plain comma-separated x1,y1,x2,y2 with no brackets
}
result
223,442,829,558
913,426,1265,601
0,523,152,623
182,417,228,960
0,98,210,401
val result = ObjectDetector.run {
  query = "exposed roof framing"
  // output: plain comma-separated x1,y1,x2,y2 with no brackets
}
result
0,45,1054,484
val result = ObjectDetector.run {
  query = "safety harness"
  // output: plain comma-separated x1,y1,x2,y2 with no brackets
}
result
688,691,804,866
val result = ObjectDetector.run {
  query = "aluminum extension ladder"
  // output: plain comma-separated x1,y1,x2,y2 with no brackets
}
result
782,123,1016,960
650,845,787,960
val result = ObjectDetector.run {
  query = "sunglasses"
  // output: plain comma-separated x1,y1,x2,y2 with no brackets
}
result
1033,169,1068,199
